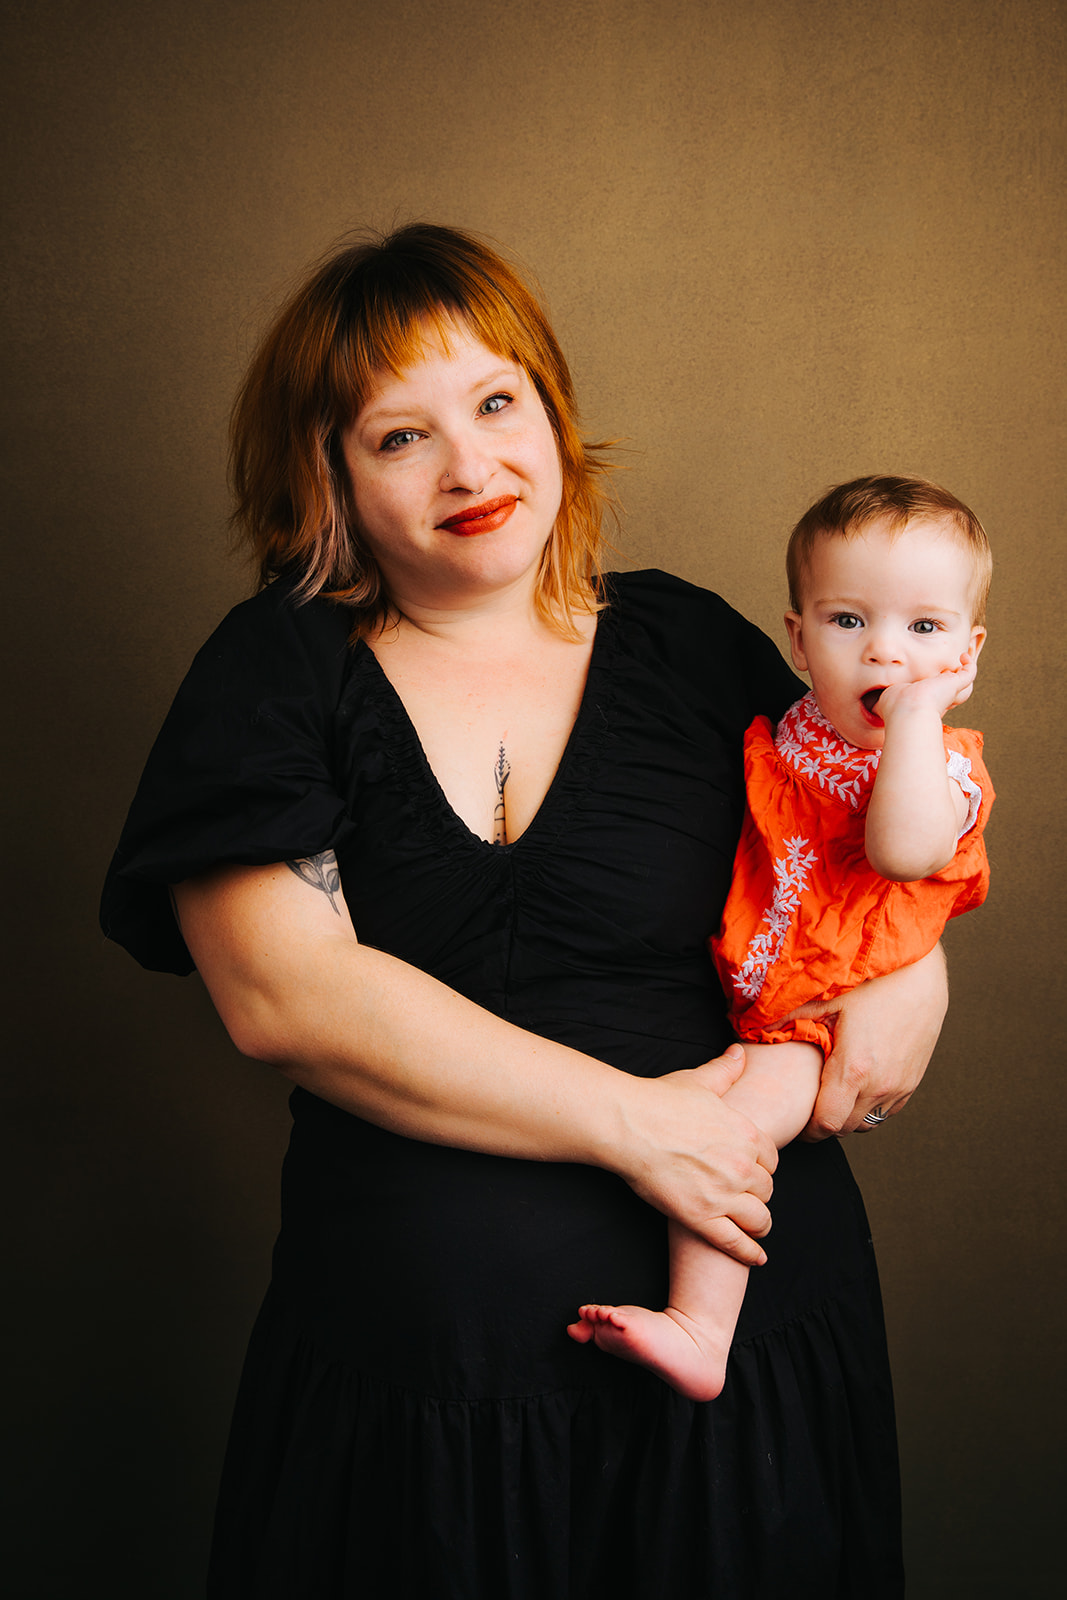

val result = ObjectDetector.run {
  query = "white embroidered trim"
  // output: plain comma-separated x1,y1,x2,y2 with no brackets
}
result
947,751,982,837
774,693,881,812
733,833,820,1002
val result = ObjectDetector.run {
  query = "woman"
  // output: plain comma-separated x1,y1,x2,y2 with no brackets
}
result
101,224,943,1598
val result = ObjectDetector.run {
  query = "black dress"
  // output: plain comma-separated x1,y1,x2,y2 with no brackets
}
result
101,570,903,1600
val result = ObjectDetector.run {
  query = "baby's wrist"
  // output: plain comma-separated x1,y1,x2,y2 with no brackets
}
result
881,686,953,724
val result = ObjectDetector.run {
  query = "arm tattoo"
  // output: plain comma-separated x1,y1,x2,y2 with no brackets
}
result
286,849,342,914
493,742,511,847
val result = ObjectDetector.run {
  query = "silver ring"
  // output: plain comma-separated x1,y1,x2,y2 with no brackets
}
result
863,1106,888,1126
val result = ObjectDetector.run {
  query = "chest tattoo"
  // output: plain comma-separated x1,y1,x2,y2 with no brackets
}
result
493,743,511,847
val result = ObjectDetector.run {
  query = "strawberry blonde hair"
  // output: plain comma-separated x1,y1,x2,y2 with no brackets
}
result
230,224,615,638
786,475,993,625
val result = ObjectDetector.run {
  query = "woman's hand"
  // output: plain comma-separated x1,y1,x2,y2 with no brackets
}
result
612,1045,778,1266
784,945,948,1138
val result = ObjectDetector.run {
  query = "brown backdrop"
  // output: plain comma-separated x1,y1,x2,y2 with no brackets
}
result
4,2,1065,1595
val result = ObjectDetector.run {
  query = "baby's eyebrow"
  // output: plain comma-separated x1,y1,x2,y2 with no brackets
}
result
815,596,965,620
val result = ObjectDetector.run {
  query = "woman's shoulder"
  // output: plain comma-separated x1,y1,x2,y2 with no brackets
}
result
604,567,780,655
604,567,741,624
185,578,356,702
603,568,802,722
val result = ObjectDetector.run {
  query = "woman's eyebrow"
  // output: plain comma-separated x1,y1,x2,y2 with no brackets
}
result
359,366,523,427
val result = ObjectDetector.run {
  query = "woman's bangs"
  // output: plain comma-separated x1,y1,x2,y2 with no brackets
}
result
331,283,526,424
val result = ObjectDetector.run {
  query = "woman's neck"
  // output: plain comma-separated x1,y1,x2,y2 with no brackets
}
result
377,573,582,656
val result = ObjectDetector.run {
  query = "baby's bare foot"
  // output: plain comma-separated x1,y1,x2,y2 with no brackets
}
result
566,1303,729,1401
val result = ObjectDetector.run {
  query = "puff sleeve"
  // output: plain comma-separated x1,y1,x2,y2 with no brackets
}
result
100,583,355,975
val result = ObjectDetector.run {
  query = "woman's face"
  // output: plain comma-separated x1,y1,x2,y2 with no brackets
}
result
341,321,563,613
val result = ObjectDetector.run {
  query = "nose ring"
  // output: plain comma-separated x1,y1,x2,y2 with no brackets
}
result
443,471,486,494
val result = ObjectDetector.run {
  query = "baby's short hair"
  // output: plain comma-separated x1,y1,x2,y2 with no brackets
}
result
787,475,992,625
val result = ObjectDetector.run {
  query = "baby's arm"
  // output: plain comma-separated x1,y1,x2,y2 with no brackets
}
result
865,651,978,880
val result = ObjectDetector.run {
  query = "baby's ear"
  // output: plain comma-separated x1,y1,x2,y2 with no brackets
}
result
969,625,988,660
784,612,808,673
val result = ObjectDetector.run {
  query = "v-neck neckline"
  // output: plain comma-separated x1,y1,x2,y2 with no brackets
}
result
354,605,617,854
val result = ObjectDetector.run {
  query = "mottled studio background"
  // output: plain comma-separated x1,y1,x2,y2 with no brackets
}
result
3,2,1065,1595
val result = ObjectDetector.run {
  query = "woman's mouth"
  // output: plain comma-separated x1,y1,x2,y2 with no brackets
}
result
437,496,518,536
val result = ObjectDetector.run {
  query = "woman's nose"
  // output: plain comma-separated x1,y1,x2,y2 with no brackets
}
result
439,432,494,494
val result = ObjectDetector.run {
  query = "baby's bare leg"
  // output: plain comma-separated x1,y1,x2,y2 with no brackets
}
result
568,1042,822,1399
723,1040,824,1145
568,1220,745,1400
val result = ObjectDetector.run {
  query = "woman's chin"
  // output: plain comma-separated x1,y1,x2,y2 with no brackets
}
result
395,548,547,615
442,533,551,589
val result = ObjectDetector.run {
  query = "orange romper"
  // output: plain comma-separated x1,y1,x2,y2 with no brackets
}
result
711,691,993,1053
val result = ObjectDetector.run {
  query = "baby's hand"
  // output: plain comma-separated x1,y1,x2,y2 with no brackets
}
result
877,647,979,722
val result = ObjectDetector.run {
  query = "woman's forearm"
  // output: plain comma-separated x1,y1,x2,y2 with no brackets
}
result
174,861,778,1261
224,926,643,1163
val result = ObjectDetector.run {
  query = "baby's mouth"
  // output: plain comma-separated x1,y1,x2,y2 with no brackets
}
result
861,688,885,715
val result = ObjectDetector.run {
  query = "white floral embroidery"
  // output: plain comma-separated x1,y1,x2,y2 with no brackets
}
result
733,833,820,1002
774,693,880,811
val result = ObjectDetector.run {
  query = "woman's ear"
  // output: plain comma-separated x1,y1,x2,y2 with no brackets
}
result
784,612,808,673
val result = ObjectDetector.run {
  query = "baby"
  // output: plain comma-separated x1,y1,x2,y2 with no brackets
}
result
568,475,994,1399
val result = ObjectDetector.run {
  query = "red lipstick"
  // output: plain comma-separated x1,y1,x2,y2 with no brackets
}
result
437,495,517,536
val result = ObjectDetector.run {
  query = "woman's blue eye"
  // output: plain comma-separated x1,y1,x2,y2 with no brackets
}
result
381,429,420,452
911,619,938,634
832,613,862,630
479,393,512,415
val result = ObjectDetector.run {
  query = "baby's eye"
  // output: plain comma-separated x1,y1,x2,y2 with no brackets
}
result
380,429,421,452
911,619,939,634
830,613,863,630
479,393,513,416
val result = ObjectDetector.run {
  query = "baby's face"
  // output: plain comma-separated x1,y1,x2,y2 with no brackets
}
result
784,515,986,749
